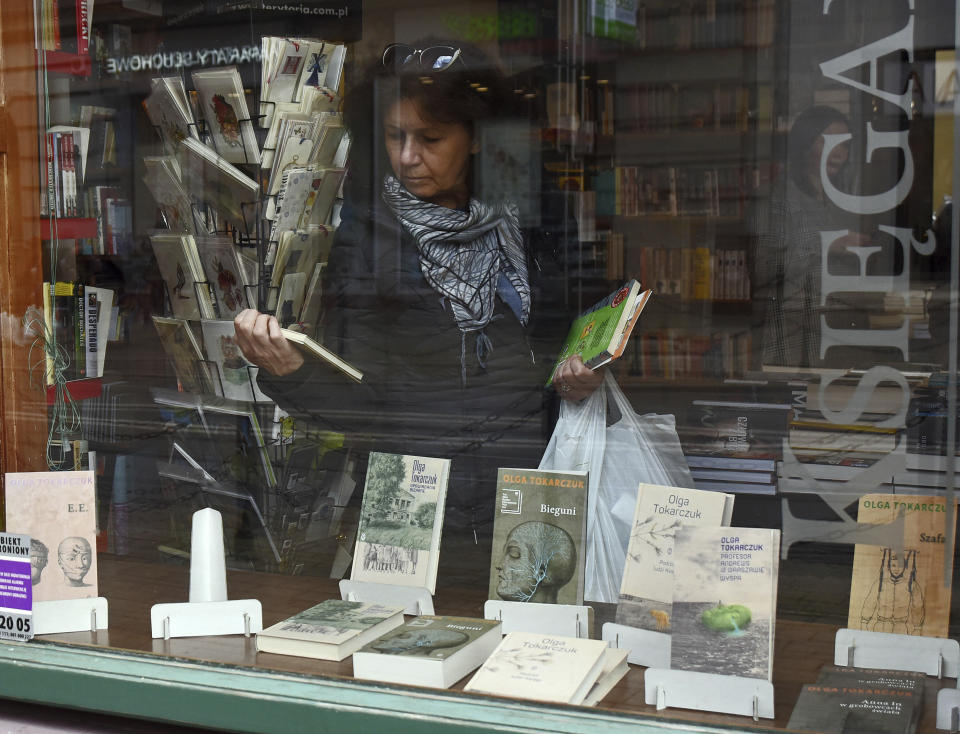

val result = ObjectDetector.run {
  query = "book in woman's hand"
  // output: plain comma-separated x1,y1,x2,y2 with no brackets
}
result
547,279,652,386
281,327,363,383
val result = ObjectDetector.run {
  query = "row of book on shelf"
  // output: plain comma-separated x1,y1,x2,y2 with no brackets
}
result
614,82,757,134
627,328,752,381
589,0,775,49
638,245,750,302
595,164,749,218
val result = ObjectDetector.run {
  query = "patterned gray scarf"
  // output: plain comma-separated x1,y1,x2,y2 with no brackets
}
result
382,175,530,332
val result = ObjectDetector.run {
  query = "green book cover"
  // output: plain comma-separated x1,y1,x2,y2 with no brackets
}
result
488,468,588,606
357,616,500,659
263,600,401,644
547,280,650,385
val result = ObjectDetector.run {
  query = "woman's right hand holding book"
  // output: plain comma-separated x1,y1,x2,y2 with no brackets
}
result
234,308,304,376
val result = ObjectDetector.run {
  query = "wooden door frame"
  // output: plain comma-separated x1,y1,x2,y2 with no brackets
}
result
0,0,50,520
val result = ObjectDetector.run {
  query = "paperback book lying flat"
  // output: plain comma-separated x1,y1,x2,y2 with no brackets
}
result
353,615,502,689
351,452,451,594
787,683,918,734
488,468,589,606
465,631,608,705
669,525,780,681
256,599,404,661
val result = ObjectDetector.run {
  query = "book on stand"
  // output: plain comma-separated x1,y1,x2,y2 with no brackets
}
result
352,616,502,688
255,599,404,661
616,483,734,631
847,492,956,638
351,452,451,595
488,467,588,606
4,470,99,603
669,525,780,680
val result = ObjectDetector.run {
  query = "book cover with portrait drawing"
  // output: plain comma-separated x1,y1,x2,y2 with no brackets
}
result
4,471,98,603
488,468,588,606
669,525,780,680
351,452,451,594
847,492,956,638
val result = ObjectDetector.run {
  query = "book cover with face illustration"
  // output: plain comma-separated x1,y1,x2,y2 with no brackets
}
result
488,468,588,606
4,471,98,602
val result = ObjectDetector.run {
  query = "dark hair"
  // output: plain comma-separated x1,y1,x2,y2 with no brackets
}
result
342,39,514,207
788,105,851,196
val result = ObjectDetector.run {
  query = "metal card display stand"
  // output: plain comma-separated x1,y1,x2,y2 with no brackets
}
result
33,597,108,635
834,628,960,677
644,669,775,720
338,580,434,616
483,600,592,639
149,508,263,639
601,622,670,668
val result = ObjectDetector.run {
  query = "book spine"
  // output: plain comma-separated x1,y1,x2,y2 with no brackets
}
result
76,0,90,55
85,290,99,378
75,283,85,378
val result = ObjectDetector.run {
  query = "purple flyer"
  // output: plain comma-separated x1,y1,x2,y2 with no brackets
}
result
0,533,33,640
0,557,32,612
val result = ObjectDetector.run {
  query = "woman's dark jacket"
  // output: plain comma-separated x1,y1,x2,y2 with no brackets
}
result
258,195,569,530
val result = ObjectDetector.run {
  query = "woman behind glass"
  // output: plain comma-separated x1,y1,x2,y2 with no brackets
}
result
235,41,600,570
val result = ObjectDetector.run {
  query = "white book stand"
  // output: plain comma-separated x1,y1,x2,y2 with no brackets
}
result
833,628,960,732
483,600,592,639
149,508,263,639
338,580,434,615
644,668,775,720
835,628,959,677
33,597,108,635
602,622,670,669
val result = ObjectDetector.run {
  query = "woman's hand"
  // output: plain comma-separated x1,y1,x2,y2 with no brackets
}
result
552,355,604,402
233,309,304,377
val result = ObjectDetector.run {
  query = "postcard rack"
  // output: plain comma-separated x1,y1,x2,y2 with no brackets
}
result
834,628,960,677
644,668,775,720
601,622,670,668
483,600,592,639
338,579,434,616
33,597,109,635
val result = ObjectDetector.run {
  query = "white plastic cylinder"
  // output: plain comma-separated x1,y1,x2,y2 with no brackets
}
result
189,508,228,603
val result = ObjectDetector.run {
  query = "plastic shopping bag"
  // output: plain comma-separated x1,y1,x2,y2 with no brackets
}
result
539,371,695,603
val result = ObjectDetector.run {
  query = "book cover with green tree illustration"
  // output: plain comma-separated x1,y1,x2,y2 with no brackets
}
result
351,452,450,594
488,468,588,606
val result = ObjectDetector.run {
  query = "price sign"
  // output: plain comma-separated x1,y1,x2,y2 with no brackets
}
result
0,533,34,641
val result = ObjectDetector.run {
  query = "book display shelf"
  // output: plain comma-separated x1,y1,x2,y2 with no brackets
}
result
0,0,959,732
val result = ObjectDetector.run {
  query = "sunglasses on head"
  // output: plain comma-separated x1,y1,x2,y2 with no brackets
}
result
382,43,465,71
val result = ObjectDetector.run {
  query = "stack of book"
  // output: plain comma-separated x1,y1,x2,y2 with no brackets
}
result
678,386,791,494
595,163,749,218
629,329,752,381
